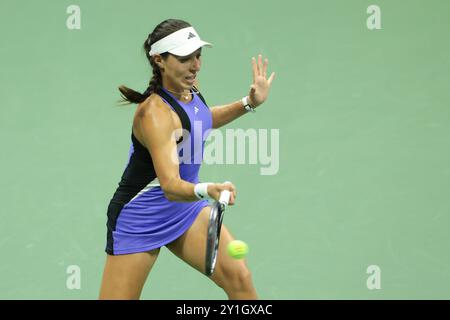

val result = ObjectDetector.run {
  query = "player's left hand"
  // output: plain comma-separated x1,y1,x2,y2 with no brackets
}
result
248,54,275,108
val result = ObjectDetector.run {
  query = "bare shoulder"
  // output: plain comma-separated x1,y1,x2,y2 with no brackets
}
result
136,93,171,120
133,93,175,147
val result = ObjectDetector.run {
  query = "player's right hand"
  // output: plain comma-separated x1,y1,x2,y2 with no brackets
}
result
208,181,236,205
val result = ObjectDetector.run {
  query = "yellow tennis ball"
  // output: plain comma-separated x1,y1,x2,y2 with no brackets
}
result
227,240,249,259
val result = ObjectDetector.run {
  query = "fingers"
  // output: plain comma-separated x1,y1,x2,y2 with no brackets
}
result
268,71,275,85
229,192,235,205
263,57,268,78
209,182,237,206
251,54,263,80
223,181,236,196
222,181,236,205
251,57,258,83
252,54,271,80
258,55,262,75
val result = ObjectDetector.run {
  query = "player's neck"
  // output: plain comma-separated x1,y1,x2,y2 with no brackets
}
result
162,82,192,102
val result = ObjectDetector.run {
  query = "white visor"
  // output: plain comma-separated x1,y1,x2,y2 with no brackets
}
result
149,26,213,57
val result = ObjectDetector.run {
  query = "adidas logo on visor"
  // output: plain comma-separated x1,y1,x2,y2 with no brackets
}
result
188,32,196,39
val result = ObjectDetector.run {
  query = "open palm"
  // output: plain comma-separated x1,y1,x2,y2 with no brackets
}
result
248,54,276,108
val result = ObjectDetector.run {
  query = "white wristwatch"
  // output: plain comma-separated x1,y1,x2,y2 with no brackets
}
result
241,96,256,113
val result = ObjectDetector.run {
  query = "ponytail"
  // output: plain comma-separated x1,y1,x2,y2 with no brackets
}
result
117,19,190,105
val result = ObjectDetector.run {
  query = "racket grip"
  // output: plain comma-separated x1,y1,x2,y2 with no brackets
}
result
219,190,231,207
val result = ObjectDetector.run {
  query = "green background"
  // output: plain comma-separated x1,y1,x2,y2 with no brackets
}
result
1,0,449,299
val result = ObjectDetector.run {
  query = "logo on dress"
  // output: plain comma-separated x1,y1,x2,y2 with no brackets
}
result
188,32,196,40
194,106,199,115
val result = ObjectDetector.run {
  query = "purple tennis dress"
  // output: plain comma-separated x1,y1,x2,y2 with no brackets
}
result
105,86,212,255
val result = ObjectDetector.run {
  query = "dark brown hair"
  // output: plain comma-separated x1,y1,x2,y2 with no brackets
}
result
118,19,191,104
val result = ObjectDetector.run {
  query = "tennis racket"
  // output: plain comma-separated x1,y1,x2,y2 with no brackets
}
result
205,189,231,276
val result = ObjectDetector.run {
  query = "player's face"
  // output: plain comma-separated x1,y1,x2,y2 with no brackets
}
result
160,48,202,91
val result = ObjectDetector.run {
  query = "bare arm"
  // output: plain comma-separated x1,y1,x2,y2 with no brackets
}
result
210,100,248,129
208,54,276,129
194,79,250,129
137,97,236,203
137,98,199,202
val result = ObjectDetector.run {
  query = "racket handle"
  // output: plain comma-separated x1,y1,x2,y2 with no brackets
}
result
219,190,231,207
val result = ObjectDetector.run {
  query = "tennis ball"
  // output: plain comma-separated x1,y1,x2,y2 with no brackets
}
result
227,240,249,259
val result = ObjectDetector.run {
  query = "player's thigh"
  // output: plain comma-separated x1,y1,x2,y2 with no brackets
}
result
166,206,250,286
99,249,160,299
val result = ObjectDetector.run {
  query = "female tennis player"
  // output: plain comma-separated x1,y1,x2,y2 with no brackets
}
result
99,19,275,300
